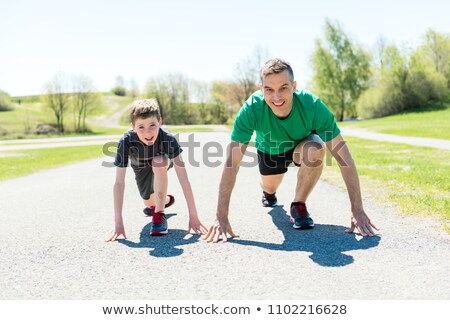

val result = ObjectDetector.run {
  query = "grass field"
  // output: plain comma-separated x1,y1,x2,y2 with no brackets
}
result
0,144,104,181
322,136,450,232
339,103,450,140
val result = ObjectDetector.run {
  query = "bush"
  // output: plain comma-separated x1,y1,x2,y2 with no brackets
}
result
111,86,126,96
0,90,14,111
357,68,447,119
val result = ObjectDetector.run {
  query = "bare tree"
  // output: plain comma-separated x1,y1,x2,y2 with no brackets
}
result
43,73,71,133
127,78,140,99
72,74,98,132
233,44,270,106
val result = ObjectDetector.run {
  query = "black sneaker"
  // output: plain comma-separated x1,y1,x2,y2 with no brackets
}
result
151,211,168,236
290,202,314,229
262,191,277,207
143,194,175,216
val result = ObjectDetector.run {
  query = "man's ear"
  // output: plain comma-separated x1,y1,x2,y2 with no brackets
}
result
159,117,163,126
292,81,297,91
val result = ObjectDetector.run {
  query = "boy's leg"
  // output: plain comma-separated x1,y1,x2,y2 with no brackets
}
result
152,155,170,213
292,134,326,202
144,193,156,208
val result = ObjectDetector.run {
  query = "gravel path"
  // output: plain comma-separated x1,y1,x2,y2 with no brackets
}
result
340,127,450,150
0,132,448,299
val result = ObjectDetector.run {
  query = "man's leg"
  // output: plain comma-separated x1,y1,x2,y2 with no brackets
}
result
260,173,284,194
289,135,325,229
292,134,326,202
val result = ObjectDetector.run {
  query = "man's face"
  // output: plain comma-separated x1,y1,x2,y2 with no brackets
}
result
132,116,162,145
260,70,297,118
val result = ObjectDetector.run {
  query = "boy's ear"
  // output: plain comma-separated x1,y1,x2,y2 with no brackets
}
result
159,117,163,126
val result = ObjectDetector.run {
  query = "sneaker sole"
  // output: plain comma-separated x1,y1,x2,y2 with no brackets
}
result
262,203,277,207
290,217,314,229
151,229,168,236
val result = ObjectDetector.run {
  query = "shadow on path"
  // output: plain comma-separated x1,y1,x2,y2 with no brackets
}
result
231,206,381,267
118,214,201,258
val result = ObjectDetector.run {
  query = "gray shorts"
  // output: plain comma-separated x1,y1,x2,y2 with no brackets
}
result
132,159,173,200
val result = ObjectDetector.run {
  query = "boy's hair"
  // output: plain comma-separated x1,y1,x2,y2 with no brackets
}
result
129,99,161,124
260,58,294,84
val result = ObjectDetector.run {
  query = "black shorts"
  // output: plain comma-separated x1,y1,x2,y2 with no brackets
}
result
132,159,173,200
257,147,300,176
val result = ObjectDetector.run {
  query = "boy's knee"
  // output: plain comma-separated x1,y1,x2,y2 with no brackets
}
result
152,156,168,171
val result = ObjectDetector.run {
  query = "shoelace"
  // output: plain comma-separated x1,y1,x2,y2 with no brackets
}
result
153,212,164,224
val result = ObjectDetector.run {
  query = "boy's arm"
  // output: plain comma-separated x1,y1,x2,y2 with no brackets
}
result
173,154,208,234
105,167,127,242
325,134,379,236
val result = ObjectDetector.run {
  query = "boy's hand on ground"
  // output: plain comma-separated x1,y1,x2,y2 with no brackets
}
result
105,225,127,242
202,217,239,243
346,210,379,237
187,218,209,235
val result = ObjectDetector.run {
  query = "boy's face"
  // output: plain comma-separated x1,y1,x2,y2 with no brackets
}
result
260,70,297,118
132,116,162,145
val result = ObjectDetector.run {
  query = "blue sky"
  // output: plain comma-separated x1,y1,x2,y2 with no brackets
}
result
1,0,449,96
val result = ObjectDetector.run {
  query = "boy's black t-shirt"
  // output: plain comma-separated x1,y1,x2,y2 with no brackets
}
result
114,128,182,169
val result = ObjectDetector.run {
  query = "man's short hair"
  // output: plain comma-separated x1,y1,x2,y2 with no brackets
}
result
260,58,294,84
129,99,161,124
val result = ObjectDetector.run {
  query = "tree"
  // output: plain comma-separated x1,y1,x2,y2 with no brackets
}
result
312,19,372,120
357,42,447,119
111,75,126,96
233,44,269,107
127,78,140,98
72,74,99,132
144,73,192,124
419,29,450,88
43,73,71,133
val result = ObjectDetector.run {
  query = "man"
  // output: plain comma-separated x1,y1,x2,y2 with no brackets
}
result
204,58,378,243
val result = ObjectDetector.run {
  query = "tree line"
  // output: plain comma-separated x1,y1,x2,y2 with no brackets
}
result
311,19,450,120
1,21,449,134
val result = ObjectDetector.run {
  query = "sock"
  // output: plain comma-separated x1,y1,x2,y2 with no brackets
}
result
291,201,306,207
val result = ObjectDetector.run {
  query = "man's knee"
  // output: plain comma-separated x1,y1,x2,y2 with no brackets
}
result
294,138,325,167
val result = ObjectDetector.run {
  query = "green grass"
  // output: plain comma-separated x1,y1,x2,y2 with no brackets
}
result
339,103,450,139
322,137,450,232
0,145,104,181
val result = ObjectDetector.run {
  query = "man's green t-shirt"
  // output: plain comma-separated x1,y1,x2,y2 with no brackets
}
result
231,89,340,155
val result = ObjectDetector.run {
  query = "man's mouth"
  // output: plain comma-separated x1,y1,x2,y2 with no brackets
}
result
272,101,285,108
144,137,154,143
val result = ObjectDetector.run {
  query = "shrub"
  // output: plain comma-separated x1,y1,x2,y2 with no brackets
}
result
0,90,14,111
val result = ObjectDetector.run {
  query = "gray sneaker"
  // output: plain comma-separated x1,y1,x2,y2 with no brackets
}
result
290,202,314,229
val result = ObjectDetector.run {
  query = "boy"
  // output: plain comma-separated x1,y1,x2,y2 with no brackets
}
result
105,99,207,240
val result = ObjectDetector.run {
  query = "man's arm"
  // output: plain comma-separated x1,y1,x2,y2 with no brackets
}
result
204,141,247,243
326,134,379,236
105,167,127,242
173,154,208,235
